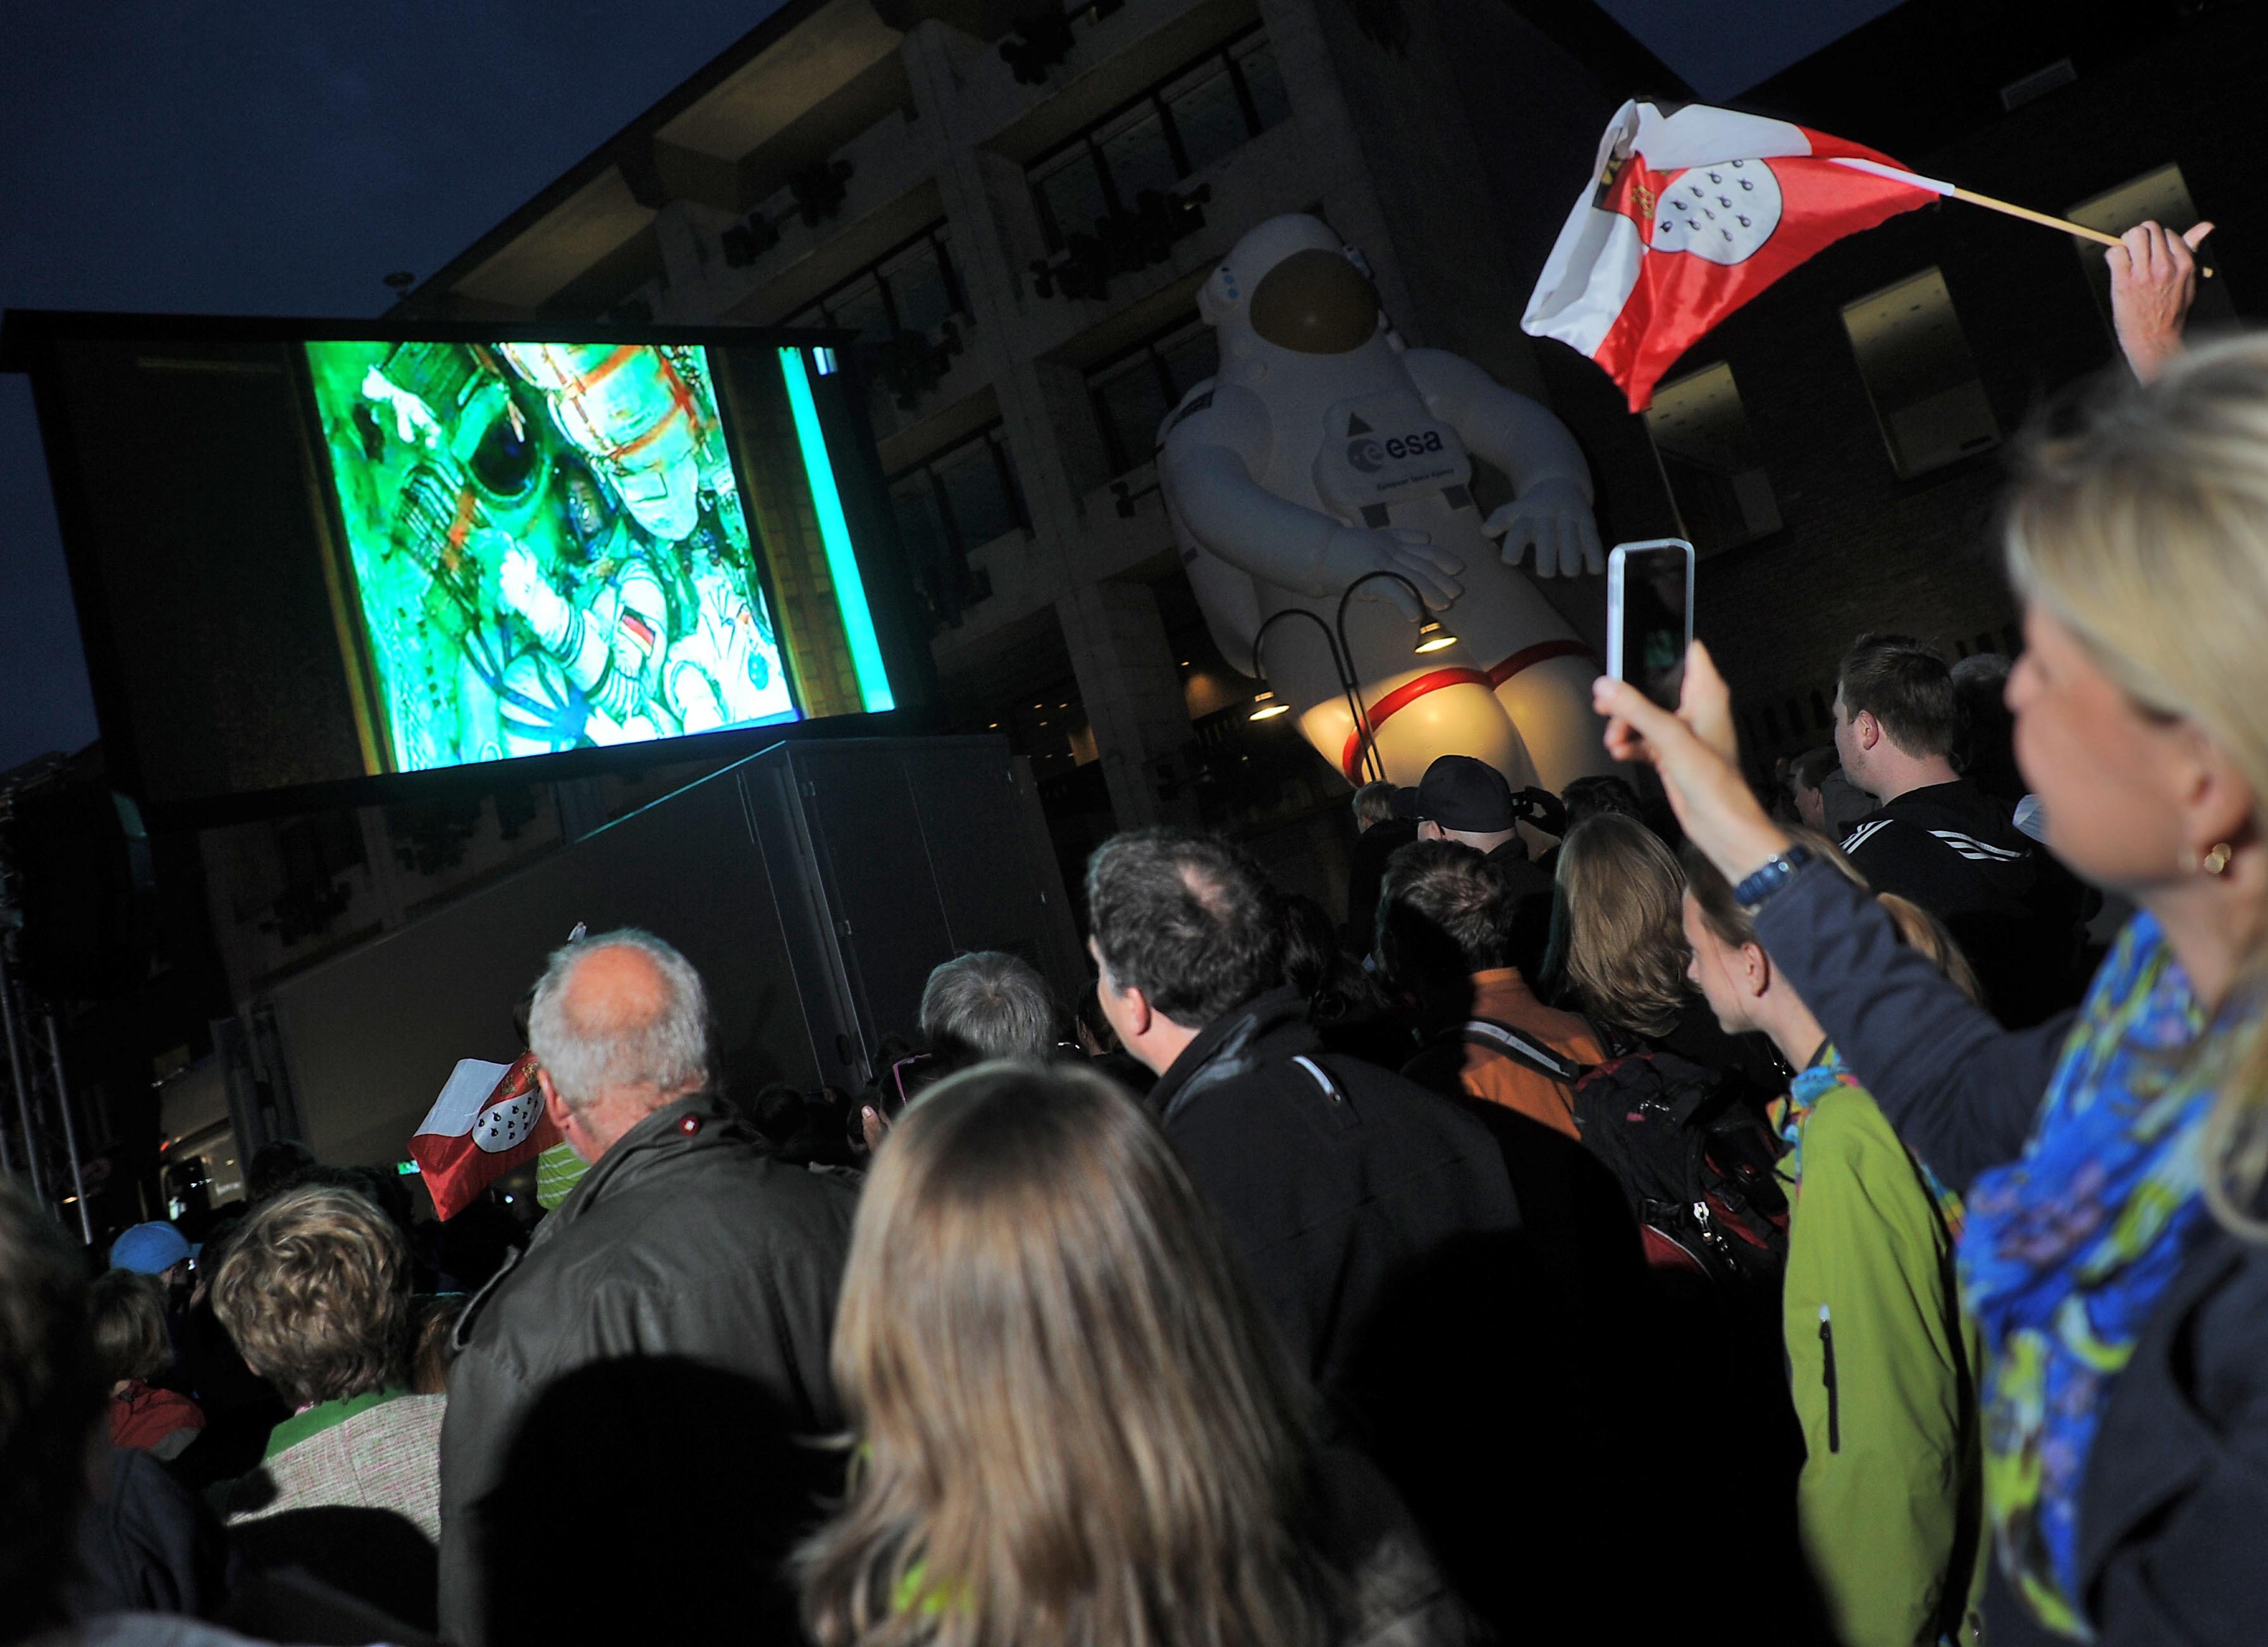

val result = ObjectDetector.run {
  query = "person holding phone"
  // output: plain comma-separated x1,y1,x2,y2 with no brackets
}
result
1591,334,2268,1646
1608,539,1695,713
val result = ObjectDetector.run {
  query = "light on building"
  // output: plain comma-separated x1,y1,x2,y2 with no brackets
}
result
1249,689,1291,721
1414,619,1457,654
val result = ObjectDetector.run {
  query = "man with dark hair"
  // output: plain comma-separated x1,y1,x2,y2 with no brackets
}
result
1387,755,1560,975
1834,633,2083,1025
1089,829,1625,1638
1086,828,1515,1399
1385,842,1603,1137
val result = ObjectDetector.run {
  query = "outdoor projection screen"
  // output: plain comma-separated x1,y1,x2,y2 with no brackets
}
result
6,316,917,818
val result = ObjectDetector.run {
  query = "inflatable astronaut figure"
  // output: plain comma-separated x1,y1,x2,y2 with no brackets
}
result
1160,214,1614,794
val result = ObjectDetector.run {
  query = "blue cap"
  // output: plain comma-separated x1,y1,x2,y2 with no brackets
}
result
109,1221,193,1275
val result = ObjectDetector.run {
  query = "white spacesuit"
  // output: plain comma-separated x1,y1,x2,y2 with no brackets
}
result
1160,214,1614,794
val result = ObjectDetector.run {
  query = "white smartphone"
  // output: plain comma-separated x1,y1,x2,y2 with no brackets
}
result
1606,538,1696,712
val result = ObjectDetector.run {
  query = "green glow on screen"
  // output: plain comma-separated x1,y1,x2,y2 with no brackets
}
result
779,346,894,713
304,339,808,773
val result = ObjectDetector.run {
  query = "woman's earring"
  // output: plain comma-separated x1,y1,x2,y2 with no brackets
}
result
2202,842,2235,877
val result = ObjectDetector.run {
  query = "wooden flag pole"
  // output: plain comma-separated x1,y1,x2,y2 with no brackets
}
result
1948,186,2214,278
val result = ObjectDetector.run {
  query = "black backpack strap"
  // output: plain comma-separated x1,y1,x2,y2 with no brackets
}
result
1445,1016,1589,1085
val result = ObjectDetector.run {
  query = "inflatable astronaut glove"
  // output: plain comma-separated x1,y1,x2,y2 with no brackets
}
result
1485,476,1606,579
1319,524,1464,617
498,543,577,653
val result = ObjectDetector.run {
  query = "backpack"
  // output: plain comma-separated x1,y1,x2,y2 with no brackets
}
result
1568,1049,1789,1291
1429,1019,1789,1290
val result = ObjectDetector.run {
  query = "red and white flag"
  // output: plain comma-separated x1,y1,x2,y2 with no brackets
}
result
1523,101,1949,410
407,1052,561,1221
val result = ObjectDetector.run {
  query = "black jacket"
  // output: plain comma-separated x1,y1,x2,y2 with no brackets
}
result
1839,778,2086,1027
1144,986,1519,1402
436,1090,856,1647
1754,860,2268,1646
1347,818,1420,957
68,1447,229,1623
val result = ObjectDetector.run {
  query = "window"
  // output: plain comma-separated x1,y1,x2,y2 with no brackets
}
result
1840,268,1999,480
782,221,966,349
1644,362,1781,555
2068,164,2234,336
1087,316,1214,477
890,422,1026,628
1029,28,1291,252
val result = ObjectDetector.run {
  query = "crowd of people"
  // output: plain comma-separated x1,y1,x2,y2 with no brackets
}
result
3,218,2262,1647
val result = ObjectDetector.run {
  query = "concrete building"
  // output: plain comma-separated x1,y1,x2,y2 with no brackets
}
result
199,0,2259,1001
393,0,1639,911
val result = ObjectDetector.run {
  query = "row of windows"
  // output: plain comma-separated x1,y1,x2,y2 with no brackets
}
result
780,220,968,349
1087,316,1214,477
849,27,1295,624
888,421,1028,630
1028,27,1291,254
756,25,1288,338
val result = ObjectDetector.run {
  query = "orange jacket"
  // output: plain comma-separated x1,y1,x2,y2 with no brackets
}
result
1407,968,1603,1137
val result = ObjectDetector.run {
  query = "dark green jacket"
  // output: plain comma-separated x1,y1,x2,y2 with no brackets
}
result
436,1090,855,1646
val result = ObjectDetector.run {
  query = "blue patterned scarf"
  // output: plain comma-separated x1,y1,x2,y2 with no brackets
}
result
1959,912,2214,1638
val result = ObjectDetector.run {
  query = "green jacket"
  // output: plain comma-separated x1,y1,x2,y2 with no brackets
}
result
1782,1061,1987,1646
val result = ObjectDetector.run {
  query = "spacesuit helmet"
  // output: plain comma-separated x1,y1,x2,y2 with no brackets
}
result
498,342,705,543
1199,214,1381,355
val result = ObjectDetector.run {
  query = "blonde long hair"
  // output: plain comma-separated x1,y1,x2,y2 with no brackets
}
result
2004,333,2268,1238
799,1061,1340,1647
1546,814,1693,1040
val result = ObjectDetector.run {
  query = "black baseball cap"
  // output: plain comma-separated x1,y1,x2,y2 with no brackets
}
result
1390,755,1517,832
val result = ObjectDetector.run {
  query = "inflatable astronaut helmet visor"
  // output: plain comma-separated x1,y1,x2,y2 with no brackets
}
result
1200,214,1383,356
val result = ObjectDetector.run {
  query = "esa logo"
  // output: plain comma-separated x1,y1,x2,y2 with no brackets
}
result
1347,429,1445,474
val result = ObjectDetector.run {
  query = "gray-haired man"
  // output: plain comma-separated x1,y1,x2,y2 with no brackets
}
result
438,929,854,1646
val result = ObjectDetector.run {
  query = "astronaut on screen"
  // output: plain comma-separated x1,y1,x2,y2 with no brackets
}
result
346,339,792,770
1159,214,1615,794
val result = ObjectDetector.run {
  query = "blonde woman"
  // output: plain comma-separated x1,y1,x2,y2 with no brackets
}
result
213,1184,444,1625
799,1061,1477,1647
1594,328,2268,1644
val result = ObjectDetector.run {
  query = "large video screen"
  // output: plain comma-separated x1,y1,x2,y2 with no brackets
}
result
6,316,916,817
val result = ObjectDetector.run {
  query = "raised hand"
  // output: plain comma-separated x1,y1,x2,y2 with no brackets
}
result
1591,640,1791,884
1486,476,1605,577
2108,219,2213,384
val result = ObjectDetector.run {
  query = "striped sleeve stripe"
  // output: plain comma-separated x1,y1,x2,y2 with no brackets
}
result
1840,820,1894,854
1929,829,2028,862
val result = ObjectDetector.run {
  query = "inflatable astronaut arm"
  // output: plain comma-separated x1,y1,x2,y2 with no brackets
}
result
1406,349,1603,578
1161,383,1462,617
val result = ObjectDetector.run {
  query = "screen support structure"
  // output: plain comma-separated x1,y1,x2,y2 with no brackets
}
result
779,346,894,714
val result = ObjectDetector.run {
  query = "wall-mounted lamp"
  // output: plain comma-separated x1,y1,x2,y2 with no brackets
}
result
1414,618,1457,654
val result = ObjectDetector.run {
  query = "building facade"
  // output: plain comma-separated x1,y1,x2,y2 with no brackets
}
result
196,0,2259,1001
393,0,1641,914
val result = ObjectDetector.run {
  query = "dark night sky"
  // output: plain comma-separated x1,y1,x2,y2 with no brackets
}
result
0,1,779,773
1597,0,1904,99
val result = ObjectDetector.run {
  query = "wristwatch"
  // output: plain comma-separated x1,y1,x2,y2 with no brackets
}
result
1734,845,1813,913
